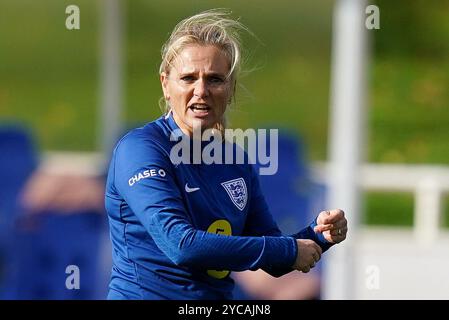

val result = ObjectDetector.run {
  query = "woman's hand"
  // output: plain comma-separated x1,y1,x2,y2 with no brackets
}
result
292,239,322,273
313,209,348,244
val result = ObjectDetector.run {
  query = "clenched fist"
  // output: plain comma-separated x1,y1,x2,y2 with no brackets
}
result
314,209,347,244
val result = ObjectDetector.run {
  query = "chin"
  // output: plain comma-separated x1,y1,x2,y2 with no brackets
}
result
189,117,215,132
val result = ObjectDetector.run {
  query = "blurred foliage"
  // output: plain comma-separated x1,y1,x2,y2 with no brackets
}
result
369,0,449,165
0,0,448,226
364,192,414,226
364,192,449,229
374,0,449,58
0,0,98,150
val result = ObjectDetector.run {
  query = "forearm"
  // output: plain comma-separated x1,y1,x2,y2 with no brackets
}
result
147,211,297,271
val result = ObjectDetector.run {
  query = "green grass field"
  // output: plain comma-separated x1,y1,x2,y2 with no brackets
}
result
1,0,448,226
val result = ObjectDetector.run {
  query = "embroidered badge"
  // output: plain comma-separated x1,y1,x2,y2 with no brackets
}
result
221,178,247,211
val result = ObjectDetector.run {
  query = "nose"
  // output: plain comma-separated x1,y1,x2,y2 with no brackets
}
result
193,78,209,98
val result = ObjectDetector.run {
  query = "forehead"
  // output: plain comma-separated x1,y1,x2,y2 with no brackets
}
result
172,44,230,74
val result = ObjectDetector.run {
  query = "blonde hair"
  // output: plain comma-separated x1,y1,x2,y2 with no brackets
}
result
159,8,249,131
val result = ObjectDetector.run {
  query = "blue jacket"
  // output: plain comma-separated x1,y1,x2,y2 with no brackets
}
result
105,114,332,299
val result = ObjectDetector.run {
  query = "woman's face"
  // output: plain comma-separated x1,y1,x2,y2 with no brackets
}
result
161,44,233,136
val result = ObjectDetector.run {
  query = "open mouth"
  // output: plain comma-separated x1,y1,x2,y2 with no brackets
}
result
189,104,211,114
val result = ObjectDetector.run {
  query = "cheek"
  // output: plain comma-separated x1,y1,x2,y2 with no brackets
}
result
170,85,191,105
216,87,232,107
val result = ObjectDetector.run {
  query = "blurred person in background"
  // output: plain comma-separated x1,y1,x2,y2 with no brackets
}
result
20,170,105,215
0,125,108,299
105,9,347,300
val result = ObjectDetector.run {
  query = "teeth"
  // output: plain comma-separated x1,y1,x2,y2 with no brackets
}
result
191,104,209,110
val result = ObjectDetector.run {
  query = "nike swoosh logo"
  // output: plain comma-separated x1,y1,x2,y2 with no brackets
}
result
185,183,200,193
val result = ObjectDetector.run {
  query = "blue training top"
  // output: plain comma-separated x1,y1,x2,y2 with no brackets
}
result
105,113,333,300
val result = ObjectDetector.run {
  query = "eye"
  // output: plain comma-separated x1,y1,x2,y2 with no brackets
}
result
180,75,195,83
208,76,225,85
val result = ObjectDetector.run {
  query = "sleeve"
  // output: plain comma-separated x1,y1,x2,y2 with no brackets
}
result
291,218,335,252
112,133,297,272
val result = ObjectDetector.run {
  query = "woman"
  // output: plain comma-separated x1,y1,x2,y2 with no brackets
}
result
105,9,347,300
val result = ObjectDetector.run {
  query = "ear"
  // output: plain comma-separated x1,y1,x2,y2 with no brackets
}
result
160,72,170,100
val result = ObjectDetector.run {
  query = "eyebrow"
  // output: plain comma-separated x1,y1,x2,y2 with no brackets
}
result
179,71,226,78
